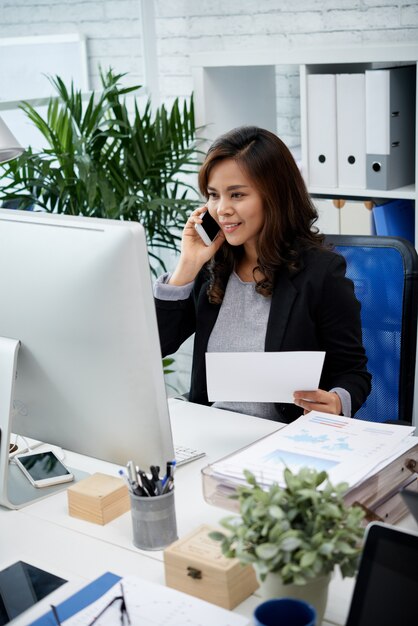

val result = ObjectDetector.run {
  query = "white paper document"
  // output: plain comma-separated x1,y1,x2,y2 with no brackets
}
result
205,351,325,403
211,411,416,491
64,575,249,626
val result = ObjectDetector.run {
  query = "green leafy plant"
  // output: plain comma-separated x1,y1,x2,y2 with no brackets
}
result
0,68,201,274
210,467,365,585
162,357,176,377
162,356,180,394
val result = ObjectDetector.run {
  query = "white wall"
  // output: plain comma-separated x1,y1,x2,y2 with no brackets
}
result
1,1,417,146
153,0,418,147
0,0,145,89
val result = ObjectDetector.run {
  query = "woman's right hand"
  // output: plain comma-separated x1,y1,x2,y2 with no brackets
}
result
169,206,225,286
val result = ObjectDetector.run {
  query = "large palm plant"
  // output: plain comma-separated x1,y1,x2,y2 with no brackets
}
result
0,68,200,273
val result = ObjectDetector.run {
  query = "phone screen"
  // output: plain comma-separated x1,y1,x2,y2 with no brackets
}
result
195,210,220,246
17,451,71,481
201,210,220,241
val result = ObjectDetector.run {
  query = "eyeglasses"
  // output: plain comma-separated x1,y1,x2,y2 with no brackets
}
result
50,582,131,626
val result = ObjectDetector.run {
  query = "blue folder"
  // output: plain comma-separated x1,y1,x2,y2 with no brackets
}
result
372,199,415,245
29,572,121,625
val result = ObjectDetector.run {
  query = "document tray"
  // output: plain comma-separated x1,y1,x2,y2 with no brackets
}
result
201,441,418,525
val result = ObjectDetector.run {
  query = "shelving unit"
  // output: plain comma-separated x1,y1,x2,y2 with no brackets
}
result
191,43,418,242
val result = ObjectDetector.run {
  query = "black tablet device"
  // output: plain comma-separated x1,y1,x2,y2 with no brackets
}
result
345,522,418,626
0,561,66,625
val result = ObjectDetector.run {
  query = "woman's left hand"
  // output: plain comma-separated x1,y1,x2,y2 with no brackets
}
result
293,389,342,416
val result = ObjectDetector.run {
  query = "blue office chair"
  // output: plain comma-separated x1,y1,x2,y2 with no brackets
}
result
325,235,418,424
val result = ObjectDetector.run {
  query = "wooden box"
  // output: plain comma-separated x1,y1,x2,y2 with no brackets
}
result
67,472,130,525
164,524,259,610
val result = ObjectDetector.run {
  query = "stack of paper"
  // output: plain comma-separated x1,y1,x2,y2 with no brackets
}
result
210,411,417,492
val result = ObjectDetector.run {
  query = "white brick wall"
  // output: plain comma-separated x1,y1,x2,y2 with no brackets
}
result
0,0,144,89
153,0,418,146
0,0,417,143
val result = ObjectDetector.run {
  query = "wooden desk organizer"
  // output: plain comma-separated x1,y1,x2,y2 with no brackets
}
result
164,524,259,609
67,472,130,525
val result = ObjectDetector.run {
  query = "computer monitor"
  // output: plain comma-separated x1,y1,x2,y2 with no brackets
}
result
0,208,174,508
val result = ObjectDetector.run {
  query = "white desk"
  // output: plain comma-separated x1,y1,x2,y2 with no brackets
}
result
1,399,416,625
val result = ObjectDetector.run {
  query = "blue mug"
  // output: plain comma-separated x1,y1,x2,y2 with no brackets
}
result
254,597,316,626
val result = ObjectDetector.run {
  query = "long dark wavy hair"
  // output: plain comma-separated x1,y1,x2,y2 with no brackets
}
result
198,126,324,304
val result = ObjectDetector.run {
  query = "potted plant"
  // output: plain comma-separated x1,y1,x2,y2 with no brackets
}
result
0,67,201,276
0,69,202,389
210,467,365,624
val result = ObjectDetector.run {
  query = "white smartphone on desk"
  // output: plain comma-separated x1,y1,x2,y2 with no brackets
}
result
14,450,74,488
194,210,220,246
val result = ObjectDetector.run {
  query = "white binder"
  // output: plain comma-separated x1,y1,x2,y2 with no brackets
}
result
366,69,390,156
365,65,416,190
307,74,338,187
336,73,366,188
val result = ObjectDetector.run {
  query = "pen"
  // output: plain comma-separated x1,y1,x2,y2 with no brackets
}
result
126,460,138,486
135,472,149,497
137,469,156,497
126,460,144,495
162,460,176,488
118,468,130,487
120,468,146,497
162,476,174,494
167,459,176,477
150,465,162,495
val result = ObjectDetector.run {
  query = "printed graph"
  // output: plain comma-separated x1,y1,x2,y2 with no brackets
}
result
263,448,338,472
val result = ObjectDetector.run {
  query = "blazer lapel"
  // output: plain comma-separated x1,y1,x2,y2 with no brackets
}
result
265,268,298,351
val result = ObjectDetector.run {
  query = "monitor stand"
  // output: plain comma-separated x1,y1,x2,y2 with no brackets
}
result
0,337,88,509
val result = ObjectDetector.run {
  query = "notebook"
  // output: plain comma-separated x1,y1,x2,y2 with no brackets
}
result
345,522,418,626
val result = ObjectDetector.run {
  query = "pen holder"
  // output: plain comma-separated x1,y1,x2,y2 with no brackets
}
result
130,489,178,551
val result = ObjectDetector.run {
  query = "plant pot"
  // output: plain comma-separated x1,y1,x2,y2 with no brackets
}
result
256,571,331,626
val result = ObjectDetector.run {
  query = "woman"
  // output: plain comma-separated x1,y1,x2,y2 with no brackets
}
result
154,126,371,423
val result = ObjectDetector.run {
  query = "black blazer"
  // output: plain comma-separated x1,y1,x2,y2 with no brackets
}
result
155,246,371,423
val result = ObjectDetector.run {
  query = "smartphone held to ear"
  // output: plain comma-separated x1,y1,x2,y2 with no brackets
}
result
14,450,74,488
194,210,220,246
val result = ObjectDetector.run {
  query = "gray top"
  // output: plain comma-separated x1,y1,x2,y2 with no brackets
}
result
154,273,194,300
207,272,278,419
154,272,351,418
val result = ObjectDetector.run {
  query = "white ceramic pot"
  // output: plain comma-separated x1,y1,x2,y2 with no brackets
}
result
256,571,331,626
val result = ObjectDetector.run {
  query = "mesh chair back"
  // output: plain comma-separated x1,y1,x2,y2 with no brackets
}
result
325,235,418,423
